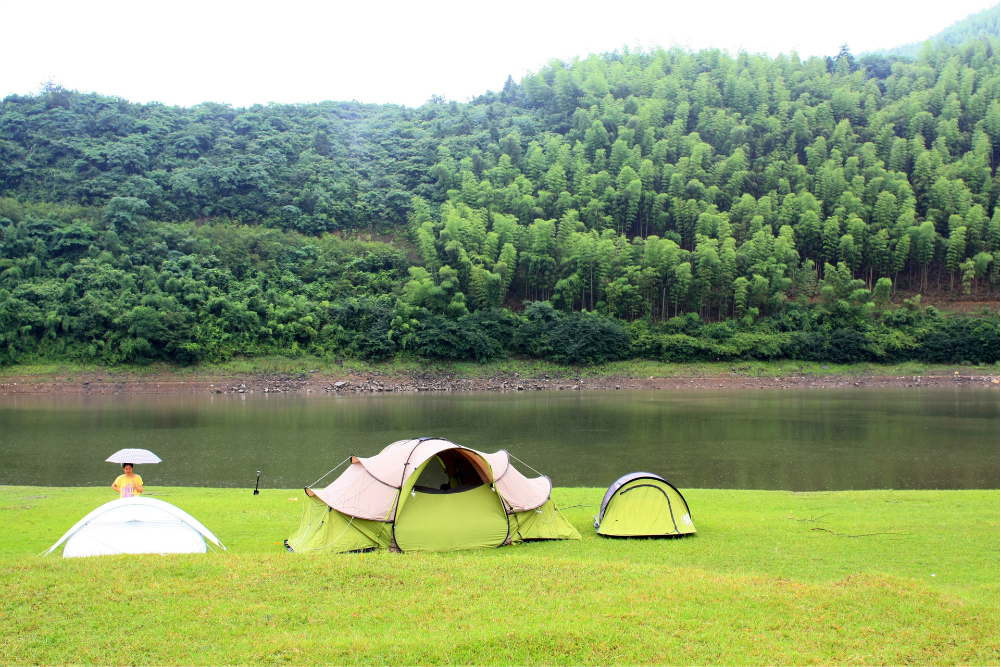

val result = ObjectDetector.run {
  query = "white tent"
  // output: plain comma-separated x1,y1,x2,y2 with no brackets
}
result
44,497,225,558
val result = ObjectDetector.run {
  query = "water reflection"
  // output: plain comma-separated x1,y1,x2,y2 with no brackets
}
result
0,389,996,490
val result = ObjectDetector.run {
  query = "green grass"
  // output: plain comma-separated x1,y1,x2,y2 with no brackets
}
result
3,357,997,382
1,486,997,665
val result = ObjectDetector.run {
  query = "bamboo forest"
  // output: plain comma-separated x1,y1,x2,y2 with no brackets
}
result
1,23,999,365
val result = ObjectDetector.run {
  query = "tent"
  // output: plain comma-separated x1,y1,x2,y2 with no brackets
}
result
594,472,696,537
44,497,225,558
286,437,580,553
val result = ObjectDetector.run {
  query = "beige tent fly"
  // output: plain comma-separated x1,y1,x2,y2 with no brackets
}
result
286,437,580,554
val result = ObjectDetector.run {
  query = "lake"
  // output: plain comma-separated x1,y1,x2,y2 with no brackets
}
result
0,388,996,491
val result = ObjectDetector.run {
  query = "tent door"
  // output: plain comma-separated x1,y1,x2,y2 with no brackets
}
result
394,483,509,552
619,484,680,533
599,484,681,536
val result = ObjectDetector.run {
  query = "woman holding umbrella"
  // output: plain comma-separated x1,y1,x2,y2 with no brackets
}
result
112,463,143,498
106,449,161,499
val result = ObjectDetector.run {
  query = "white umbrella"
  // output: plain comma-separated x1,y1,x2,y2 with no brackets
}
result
106,449,161,464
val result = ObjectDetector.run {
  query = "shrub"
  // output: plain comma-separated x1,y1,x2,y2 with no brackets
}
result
547,314,630,365
920,316,1000,364
413,315,503,362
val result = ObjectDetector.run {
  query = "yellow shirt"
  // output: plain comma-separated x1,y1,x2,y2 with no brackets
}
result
114,474,143,498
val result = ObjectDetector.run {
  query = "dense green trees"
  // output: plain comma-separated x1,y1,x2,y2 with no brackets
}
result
393,38,1000,325
1,31,999,366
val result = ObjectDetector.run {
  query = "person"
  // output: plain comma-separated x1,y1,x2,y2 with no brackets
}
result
112,463,143,498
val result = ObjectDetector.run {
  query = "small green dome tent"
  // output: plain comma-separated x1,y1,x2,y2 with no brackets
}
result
286,437,580,554
594,472,696,537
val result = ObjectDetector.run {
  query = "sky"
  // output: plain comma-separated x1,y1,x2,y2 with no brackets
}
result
0,0,996,109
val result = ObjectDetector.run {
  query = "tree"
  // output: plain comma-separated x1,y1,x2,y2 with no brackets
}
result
892,233,911,289
673,262,692,315
915,221,937,291
796,210,822,259
585,120,610,159
497,243,518,292
946,226,967,290
960,259,976,295
471,266,504,309
872,277,892,309
837,234,858,276
822,216,841,265
692,236,721,318
546,163,567,194
732,276,749,316
103,197,150,231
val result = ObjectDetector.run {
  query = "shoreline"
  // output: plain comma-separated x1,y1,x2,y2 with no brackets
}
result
1,367,998,395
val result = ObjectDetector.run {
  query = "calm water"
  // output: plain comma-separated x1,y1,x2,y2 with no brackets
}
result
0,389,997,491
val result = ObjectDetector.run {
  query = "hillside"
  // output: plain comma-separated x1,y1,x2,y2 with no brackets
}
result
0,33,999,366
865,5,1000,60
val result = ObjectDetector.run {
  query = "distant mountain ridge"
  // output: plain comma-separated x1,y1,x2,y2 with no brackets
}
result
863,5,1000,59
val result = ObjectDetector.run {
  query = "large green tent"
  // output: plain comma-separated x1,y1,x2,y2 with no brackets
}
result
286,438,580,554
594,472,696,538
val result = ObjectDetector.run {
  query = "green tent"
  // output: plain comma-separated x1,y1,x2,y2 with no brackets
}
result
594,472,696,538
286,438,580,554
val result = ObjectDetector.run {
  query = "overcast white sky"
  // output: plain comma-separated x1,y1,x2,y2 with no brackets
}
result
0,0,996,109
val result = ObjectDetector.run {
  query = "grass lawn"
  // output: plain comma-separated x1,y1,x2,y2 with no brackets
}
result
1,486,997,665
